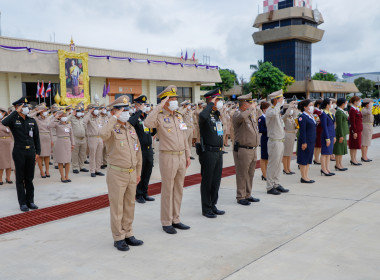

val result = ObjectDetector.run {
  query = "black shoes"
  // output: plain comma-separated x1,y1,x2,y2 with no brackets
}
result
114,240,129,251
261,175,267,181
125,236,144,246
163,225,177,234
27,202,39,209
350,160,362,166
321,170,333,176
80,168,89,172
190,156,195,160
55,166,58,169
91,173,96,177
144,196,155,202
95,172,105,176
84,160,89,164
283,170,295,175
313,160,321,165
136,197,146,204
361,158,372,162
238,199,251,206
267,188,281,195
172,223,190,230
202,211,217,218
300,178,315,184
73,169,79,174
213,208,225,215
276,185,289,193
222,151,228,154
101,164,107,169
335,166,348,171
20,204,29,212
61,178,68,183
247,196,260,203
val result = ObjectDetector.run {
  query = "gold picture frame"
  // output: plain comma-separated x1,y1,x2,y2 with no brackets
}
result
58,50,90,106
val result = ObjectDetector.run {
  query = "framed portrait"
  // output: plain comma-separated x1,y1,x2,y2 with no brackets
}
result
58,50,90,106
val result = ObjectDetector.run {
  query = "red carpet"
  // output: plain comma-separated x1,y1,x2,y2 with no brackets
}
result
1,132,379,235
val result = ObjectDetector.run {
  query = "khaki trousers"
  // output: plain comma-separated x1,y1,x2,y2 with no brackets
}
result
187,128,193,154
88,136,103,173
233,148,257,200
72,137,87,170
102,145,108,165
159,152,186,226
106,167,137,241
266,139,284,190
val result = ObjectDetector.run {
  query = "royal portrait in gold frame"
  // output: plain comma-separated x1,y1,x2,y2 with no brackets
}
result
58,50,90,106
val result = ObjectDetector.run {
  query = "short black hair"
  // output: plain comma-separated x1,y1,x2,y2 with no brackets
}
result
298,99,312,112
320,98,331,110
314,99,322,108
337,98,347,107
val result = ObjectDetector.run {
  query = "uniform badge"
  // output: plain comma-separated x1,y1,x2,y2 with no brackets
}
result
258,119,261,122
164,118,170,123
299,117,302,121
129,130,136,135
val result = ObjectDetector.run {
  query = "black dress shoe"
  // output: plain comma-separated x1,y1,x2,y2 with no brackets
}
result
237,199,251,206
84,160,89,164
163,225,177,234
0,182,3,185
350,160,362,166
80,168,89,172
172,222,191,230
267,188,281,195
27,203,39,210
212,209,225,215
190,156,195,160
321,170,333,176
49,162,53,165
45,175,50,178
261,175,266,181
61,178,68,183
136,196,146,204
313,160,321,165
246,196,260,202
300,178,315,184
276,185,289,193
101,165,107,169
283,170,293,175
91,173,96,178
41,175,46,178
361,157,372,162
114,240,129,251
222,151,228,154
95,172,105,176
329,172,335,176
73,169,79,174
143,196,155,202
202,211,217,218
125,236,144,246
335,166,348,171
66,179,72,183
55,166,58,169
20,205,29,212
6,180,13,184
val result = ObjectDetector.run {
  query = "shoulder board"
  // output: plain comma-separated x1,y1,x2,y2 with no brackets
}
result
159,110,163,113
175,110,183,115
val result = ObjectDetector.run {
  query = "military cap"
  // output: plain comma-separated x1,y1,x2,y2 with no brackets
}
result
363,98,374,103
108,95,130,109
158,85,178,100
56,110,67,117
87,104,99,109
181,100,191,106
0,106,8,113
12,97,29,106
237,93,254,103
35,104,48,111
268,89,283,100
204,88,222,99
134,95,148,104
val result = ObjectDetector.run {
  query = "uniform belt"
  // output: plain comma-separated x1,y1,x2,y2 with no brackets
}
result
40,132,50,135
15,145,33,149
89,135,100,138
239,145,257,150
204,145,223,152
141,145,152,151
75,136,85,139
0,136,11,139
57,136,69,139
269,138,285,142
109,164,135,173
161,150,184,155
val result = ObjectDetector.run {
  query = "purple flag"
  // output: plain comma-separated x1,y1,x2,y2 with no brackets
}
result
185,50,188,61
102,83,106,97
106,83,110,95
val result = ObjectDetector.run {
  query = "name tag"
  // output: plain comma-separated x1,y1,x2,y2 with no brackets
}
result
6,128,9,133
216,121,223,136
64,128,70,133
98,124,102,128
134,144,139,151
29,129,33,138
179,122,188,130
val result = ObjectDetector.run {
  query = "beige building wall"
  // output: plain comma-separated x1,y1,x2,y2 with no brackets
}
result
0,73,10,106
89,77,107,104
7,73,22,105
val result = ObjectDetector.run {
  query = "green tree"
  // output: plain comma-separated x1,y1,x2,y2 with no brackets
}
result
249,61,285,98
312,72,338,81
354,77,376,98
201,68,238,93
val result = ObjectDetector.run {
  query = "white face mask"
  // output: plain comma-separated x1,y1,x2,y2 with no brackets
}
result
308,106,314,114
60,117,68,122
22,107,30,115
216,101,223,110
0,113,3,119
42,111,48,117
281,100,285,106
289,110,294,115
344,104,348,109
142,105,148,113
77,112,84,117
106,111,111,116
333,104,337,109
101,109,107,114
119,111,130,123
93,109,99,116
168,100,179,111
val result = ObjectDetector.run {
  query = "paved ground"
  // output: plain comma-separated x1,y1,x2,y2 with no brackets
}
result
0,130,380,280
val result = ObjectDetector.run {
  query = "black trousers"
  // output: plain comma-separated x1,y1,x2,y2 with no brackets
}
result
199,151,223,213
12,147,36,206
136,149,154,198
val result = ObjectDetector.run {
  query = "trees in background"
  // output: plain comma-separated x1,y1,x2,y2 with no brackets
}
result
312,72,338,81
354,77,376,98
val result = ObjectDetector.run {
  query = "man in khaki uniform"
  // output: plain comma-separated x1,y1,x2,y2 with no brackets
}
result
193,101,203,143
100,95,143,251
144,85,191,234
99,104,109,169
179,100,195,160
266,90,289,195
70,106,89,174
232,94,260,206
83,105,105,177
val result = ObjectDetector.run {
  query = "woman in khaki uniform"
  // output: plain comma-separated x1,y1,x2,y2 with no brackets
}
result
361,98,374,162
282,102,297,175
49,111,75,183
31,105,53,178
0,107,13,185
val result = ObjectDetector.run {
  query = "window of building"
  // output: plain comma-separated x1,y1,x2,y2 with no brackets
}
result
337,93,345,99
309,92,321,100
323,92,335,99
156,86,192,104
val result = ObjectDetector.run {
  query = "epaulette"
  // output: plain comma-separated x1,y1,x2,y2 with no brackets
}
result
175,110,183,115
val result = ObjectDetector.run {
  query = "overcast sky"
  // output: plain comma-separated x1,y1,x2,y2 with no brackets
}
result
1,0,379,80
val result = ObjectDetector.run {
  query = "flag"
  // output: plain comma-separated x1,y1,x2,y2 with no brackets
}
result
36,81,40,98
102,83,106,98
319,69,328,75
39,81,45,97
185,50,188,61
191,51,195,61
45,82,51,98
180,50,183,61
106,83,110,95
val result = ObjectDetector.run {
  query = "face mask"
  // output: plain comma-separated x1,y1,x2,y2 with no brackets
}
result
0,113,3,119
216,101,223,110
101,109,107,114
357,102,361,107
309,106,314,114
93,109,99,116
142,106,148,113
77,112,84,117
60,117,68,122
187,105,191,110
289,110,294,115
119,111,130,123
42,112,48,117
281,100,285,106
22,107,30,115
333,104,337,109
168,100,179,111
106,111,111,116
344,104,348,109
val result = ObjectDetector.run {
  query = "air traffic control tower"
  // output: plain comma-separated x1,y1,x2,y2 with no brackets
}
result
253,0,324,81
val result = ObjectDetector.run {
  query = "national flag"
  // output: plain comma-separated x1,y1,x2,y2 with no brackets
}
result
36,81,40,98
185,50,188,61
45,82,52,98
39,81,45,97
319,69,328,75
343,73,353,77
191,51,195,61
102,83,106,97
180,50,183,61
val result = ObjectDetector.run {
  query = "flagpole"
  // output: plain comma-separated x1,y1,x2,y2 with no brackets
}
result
51,84,53,106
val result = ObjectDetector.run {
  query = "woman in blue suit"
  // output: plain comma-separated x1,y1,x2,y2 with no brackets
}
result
320,98,336,176
297,99,317,183
258,101,270,181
